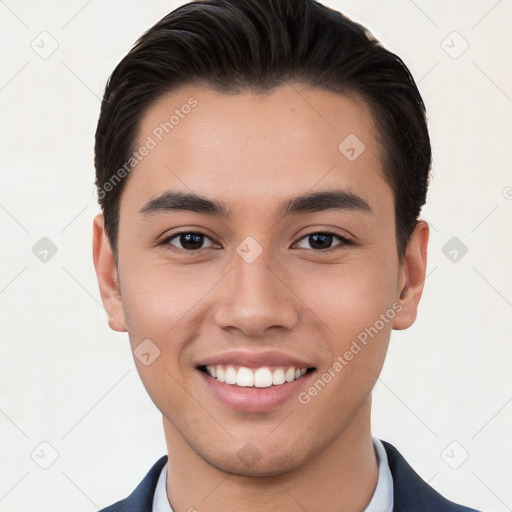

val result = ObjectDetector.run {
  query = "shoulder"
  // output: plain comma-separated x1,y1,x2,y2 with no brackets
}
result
96,444,482,512
98,455,168,512
381,440,481,512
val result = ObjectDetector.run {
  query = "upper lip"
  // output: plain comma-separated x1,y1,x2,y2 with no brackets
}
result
196,350,315,369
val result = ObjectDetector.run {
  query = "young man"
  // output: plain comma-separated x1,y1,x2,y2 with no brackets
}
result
92,1,480,510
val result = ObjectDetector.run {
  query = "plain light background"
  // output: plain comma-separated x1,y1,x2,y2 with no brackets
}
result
0,0,511,511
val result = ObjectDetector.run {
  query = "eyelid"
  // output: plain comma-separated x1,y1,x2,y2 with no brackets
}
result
292,229,353,250
160,228,354,253
159,229,220,253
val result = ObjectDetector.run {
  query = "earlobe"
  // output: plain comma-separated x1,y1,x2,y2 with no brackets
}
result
92,213,127,332
392,220,429,330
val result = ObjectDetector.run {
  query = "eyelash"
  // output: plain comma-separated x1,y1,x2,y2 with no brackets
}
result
159,229,353,254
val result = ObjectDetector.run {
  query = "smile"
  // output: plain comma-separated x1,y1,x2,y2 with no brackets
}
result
196,351,317,412
202,364,311,388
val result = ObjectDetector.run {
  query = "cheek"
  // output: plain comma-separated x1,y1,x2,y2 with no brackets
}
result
294,262,396,427
119,257,213,337
117,264,204,415
291,256,397,405
294,256,399,340
118,258,226,394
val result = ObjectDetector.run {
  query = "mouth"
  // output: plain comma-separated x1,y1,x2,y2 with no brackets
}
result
198,364,316,388
195,350,317,412
196,362,317,412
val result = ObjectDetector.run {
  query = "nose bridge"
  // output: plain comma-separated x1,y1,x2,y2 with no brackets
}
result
213,240,299,335
234,246,278,301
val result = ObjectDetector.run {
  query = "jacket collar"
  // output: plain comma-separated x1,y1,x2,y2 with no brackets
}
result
381,440,477,511
102,441,477,511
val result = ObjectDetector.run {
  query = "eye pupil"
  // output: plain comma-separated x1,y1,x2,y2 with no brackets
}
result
181,233,203,250
168,231,344,253
309,233,333,250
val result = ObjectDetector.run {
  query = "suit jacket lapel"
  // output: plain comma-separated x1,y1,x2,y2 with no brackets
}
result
382,440,477,512
100,455,167,512
102,444,478,511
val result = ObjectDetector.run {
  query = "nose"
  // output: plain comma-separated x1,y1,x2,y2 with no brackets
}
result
213,248,300,338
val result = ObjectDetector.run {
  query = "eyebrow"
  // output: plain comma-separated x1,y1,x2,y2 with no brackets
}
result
138,188,372,218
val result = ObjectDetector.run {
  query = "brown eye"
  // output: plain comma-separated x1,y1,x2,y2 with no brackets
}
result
164,232,217,252
294,232,351,251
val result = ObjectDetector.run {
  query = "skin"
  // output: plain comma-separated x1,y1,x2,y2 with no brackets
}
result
93,84,428,512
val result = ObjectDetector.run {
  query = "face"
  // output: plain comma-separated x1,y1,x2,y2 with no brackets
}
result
93,84,428,477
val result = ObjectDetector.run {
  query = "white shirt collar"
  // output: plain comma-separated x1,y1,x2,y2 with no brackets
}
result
153,436,393,512
366,436,394,512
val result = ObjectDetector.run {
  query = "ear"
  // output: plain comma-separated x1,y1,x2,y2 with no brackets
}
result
92,213,127,332
392,220,429,330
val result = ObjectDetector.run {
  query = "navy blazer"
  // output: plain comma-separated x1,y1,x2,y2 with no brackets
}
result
99,440,480,511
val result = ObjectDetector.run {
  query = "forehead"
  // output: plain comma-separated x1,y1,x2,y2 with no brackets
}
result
122,84,392,220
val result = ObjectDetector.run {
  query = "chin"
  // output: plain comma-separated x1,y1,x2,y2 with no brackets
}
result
201,447,308,478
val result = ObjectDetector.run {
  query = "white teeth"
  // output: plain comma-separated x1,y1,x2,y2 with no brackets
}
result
236,367,254,387
254,368,273,388
272,368,286,385
204,364,309,387
224,366,237,384
285,367,295,382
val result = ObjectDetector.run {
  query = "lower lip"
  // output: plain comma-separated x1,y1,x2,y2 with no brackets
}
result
198,369,315,412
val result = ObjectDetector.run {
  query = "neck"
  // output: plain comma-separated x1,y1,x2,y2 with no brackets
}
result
163,398,378,512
